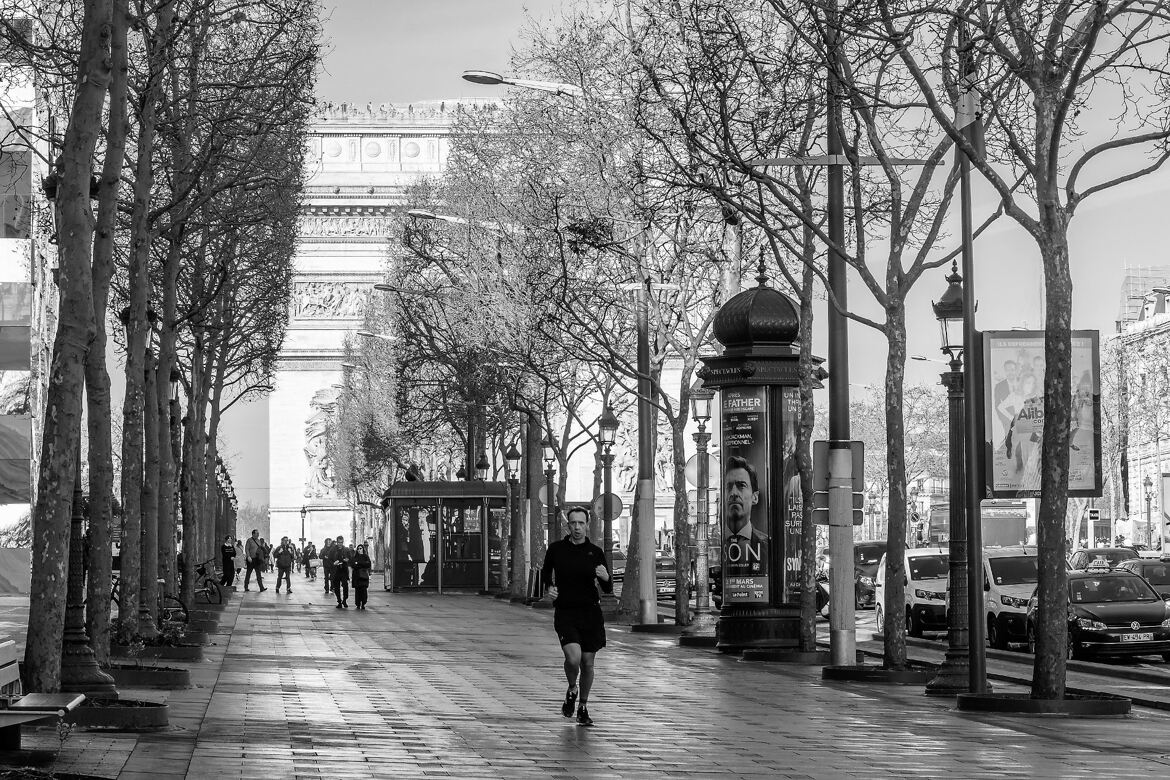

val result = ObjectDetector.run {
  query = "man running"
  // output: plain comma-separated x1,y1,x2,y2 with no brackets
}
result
541,506,612,727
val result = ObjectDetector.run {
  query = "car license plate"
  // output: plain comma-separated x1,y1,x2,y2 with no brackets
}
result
1121,633,1154,642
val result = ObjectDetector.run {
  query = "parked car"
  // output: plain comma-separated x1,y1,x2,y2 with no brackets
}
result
1026,566,1170,660
875,546,949,637
1115,558,1170,599
610,549,626,582
984,546,1038,649
853,541,885,610
655,556,678,600
1067,546,1138,571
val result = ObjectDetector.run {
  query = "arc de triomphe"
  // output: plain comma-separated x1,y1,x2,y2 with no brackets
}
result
267,100,493,549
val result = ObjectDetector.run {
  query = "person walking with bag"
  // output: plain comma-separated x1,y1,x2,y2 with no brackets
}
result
243,529,267,592
351,543,372,609
302,541,317,581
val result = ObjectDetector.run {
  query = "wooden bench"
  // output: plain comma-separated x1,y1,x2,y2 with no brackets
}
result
0,641,85,750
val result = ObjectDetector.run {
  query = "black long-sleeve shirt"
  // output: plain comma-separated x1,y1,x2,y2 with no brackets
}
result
541,536,613,607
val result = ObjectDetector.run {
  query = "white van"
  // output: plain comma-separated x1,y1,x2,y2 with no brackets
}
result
983,546,1038,649
875,546,950,637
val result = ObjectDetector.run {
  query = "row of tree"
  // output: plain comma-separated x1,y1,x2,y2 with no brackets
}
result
337,0,1170,701
6,0,320,692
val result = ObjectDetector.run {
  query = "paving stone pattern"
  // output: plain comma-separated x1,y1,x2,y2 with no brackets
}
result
10,587,1170,778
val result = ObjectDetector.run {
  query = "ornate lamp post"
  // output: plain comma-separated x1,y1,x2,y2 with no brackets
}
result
926,264,972,695
300,506,307,548
598,405,620,616
505,444,523,597
475,451,490,481
542,434,558,545
598,406,620,556
684,379,717,635
455,465,467,481
1144,475,1154,547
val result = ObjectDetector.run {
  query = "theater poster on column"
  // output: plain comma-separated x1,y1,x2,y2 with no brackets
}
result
719,386,770,605
983,330,1102,497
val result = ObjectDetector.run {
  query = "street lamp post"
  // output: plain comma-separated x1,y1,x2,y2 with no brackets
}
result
684,380,717,635
1144,475,1154,546
598,405,619,616
542,435,558,546
505,444,523,597
926,264,971,695
300,505,307,548
475,451,490,481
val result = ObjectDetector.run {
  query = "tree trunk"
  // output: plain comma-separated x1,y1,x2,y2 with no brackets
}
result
140,351,160,635
797,259,818,652
25,0,109,692
84,0,128,669
1032,232,1074,700
671,398,691,626
882,303,909,669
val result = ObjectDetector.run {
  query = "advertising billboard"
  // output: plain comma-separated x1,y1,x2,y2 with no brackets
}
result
984,330,1101,497
719,386,769,604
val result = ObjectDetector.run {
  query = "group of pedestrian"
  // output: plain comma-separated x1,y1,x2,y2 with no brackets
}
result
314,536,372,609
217,530,372,609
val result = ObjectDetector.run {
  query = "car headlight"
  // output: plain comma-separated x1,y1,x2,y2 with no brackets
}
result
859,576,874,586
914,589,945,601
1000,595,1029,609
1076,617,1107,631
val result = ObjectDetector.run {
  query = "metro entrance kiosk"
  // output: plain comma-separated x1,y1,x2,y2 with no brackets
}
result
381,481,508,593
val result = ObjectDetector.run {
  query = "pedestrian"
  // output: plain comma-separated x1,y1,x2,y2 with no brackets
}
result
234,539,245,583
541,506,612,727
351,543,372,609
303,541,317,580
274,536,297,593
219,535,236,588
321,538,335,594
243,529,267,592
259,537,273,573
330,535,351,609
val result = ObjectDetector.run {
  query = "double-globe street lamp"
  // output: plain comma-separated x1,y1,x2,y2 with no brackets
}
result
925,265,973,695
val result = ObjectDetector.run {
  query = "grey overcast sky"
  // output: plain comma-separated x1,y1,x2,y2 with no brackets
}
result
316,0,563,105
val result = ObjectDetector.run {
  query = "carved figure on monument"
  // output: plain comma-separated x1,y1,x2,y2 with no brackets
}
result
294,282,370,319
304,388,338,498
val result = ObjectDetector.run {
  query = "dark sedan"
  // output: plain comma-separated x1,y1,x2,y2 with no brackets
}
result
1026,569,1170,661
1115,558,1170,599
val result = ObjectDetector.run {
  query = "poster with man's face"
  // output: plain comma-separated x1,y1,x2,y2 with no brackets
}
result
720,387,769,604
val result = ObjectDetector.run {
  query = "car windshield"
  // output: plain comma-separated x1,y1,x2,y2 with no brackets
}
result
909,555,948,580
1070,575,1159,603
855,545,884,566
988,556,1039,586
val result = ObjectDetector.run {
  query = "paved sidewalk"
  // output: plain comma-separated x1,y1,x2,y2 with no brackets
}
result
10,581,1170,778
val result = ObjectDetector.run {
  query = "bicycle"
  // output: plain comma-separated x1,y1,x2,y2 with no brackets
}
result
191,558,223,605
110,573,188,625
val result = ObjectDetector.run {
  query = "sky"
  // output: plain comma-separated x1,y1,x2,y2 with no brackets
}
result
208,0,1170,512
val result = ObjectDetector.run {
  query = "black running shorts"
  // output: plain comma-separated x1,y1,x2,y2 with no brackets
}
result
553,603,606,653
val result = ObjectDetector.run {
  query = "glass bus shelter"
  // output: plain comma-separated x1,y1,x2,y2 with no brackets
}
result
381,481,508,593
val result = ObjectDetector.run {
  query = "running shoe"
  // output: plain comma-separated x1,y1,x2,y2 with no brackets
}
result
576,704,593,726
561,686,578,718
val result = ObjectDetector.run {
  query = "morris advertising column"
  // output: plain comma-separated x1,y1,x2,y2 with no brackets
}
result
698,272,812,651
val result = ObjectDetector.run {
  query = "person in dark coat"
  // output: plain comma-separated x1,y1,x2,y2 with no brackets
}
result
302,542,317,581
220,535,236,587
330,536,351,608
351,544,372,609
321,538,335,594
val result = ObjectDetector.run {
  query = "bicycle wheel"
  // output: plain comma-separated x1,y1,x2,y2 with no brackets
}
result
202,579,223,604
161,592,188,624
